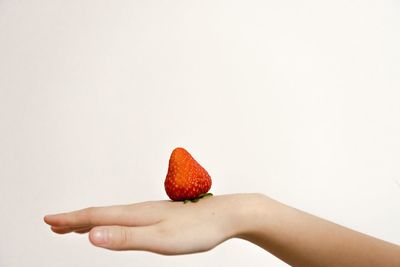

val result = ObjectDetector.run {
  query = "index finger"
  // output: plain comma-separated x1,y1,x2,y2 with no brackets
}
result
44,201,167,228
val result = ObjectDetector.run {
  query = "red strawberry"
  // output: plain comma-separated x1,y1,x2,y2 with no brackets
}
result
164,147,212,201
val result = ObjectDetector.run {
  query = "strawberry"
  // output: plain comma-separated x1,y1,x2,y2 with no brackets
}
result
164,147,212,202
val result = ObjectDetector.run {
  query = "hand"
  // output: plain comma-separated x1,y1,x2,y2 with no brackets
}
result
44,194,258,255
44,193,400,266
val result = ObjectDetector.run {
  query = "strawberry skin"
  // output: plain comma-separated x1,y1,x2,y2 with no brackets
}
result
164,147,212,201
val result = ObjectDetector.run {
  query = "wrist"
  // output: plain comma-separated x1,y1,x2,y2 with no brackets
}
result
231,193,276,240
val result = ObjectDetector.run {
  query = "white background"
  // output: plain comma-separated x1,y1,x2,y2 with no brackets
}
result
1,1,399,266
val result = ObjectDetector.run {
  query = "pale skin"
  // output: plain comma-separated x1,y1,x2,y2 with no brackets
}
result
44,193,400,266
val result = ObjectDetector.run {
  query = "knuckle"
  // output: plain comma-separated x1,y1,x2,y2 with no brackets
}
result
155,224,169,237
154,223,174,242
116,228,131,249
84,207,95,224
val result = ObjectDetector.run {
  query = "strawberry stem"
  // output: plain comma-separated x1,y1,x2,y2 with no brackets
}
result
183,192,213,204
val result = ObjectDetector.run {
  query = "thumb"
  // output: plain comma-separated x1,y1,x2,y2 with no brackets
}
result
89,225,159,251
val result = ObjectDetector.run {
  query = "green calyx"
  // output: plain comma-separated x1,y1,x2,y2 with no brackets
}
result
183,192,213,204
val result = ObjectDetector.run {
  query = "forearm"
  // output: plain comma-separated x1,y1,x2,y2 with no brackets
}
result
234,194,400,267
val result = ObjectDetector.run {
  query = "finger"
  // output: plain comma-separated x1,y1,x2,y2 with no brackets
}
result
74,226,93,234
44,201,166,228
51,225,91,234
44,206,127,227
89,225,165,253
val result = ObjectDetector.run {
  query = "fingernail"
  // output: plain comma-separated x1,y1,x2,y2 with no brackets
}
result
92,228,108,245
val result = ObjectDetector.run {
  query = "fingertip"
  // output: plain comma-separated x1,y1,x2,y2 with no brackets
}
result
43,214,57,224
50,226,61,234
43,214,53,225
